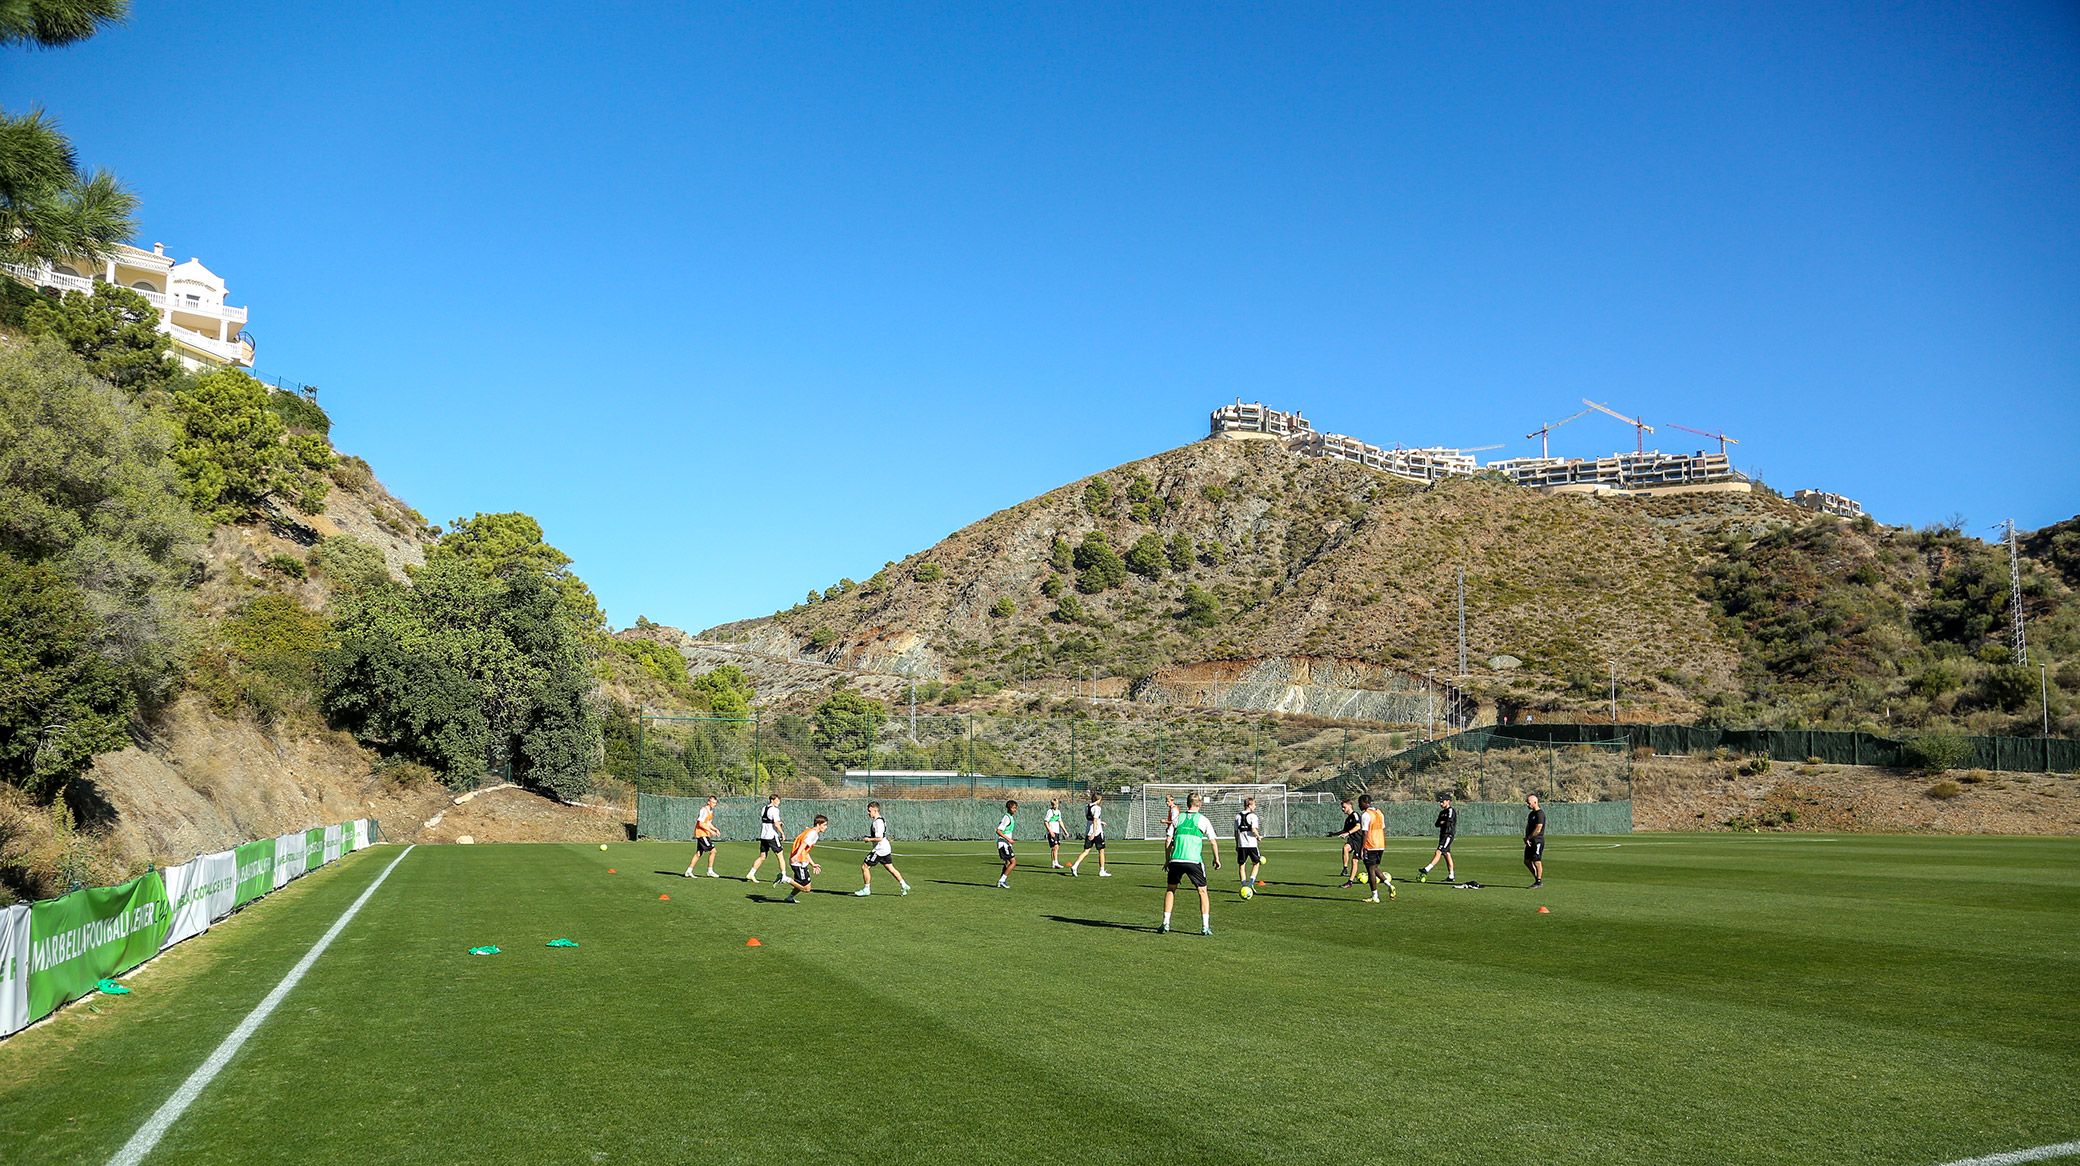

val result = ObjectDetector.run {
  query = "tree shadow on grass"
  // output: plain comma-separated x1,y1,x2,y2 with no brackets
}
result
1043,915,1162,934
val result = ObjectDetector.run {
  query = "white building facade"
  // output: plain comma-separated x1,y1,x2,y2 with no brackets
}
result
4,241,254,371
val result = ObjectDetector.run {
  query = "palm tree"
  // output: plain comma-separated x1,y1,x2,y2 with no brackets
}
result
0,0,127,48
0,107,137,268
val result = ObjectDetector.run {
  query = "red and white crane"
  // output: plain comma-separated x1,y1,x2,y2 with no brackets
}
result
1665,422,1740,455
1582,398,1654,455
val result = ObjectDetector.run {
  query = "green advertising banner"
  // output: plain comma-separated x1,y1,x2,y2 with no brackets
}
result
234,837,276,906
27,872,169,1019
305,827,326,871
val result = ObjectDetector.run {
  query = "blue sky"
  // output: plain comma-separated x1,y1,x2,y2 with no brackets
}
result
7,2,2076,630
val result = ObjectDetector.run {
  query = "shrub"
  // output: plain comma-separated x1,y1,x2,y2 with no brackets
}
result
912,561,943,583
1201,483,1227,503
1906,733,1972,774
1125,533,1167,578
1073,531,1125,593
1926,780,1964,801
807,626,836,651
1178,584,1220,628
1082,478,1111,515
262,552,307,579
265,388,332,436
1735,755,1771,776
989,597,1016,618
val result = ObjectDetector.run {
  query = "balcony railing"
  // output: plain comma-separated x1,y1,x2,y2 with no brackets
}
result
2,262,247,322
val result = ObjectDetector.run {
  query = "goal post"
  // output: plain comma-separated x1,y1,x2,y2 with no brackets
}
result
1127,783,1293,840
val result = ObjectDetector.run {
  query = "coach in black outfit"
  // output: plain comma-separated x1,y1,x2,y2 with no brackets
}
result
1524,794,1545,888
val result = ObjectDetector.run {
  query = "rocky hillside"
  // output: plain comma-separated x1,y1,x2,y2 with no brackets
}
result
689,436,2078,736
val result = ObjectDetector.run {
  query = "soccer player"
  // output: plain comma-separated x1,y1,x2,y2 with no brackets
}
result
854,801,911,897
782,814,828,903
1156,793,1181,868
1332,798,1360,884
745,794,786,884
1234,796,1266,890
1418,794,1457,884
1160,793,1222,935
995,799,1018,889
1045,798,1066,868
1524,794,1546,888
683,795,723,878
1068,792,1112,877
1337,794,1394,903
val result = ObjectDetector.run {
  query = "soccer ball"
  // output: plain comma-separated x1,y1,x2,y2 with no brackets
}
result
1239,884,1254,901
598,844,608,851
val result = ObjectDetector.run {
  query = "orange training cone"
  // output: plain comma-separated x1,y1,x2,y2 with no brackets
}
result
745,937,762,947
658,893,670,901
1537,905,1550,913
607,868,616,874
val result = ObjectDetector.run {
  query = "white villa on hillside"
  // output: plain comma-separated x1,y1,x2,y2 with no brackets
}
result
4,241,254,371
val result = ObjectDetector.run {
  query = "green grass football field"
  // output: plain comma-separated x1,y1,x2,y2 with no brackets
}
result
2,833,2077,1165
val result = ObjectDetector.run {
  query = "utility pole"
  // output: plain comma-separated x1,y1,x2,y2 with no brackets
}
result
2045,663,2053,738
1456,566,1469,677
2007,519,2029,665
1609,661,1618,729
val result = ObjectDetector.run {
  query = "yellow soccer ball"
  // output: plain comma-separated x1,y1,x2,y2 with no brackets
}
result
1239,884,1254,900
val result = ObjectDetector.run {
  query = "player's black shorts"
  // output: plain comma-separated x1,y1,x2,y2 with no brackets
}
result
1237,845,1261,864
1525,839,1544,861
1083,834,1106,850
1435,834,1455,853
759,838,783,854
1165,860,1208,889
1363,848,1384,866
696,836,716,853
864,851,894,867
790,862,814,884
1047,828,1062,843
998,841,1015,860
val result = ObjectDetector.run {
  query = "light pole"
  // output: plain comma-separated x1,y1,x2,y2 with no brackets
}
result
1609,661,1619,729
2045,663,2053,738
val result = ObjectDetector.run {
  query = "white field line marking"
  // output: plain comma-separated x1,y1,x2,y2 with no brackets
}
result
108,845,417,1166
1933,1140,2080,1166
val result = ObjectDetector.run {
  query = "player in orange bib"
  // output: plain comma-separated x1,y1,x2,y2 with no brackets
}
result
683,795,722,878
783,814,828,904
1336,794,1395,904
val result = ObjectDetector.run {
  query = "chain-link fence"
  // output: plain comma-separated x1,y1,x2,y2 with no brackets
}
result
620,709,1410,799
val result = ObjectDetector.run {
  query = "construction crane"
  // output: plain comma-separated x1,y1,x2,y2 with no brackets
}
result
1666,422,1740,455
1524,408,1591,459
1582,398,1655,454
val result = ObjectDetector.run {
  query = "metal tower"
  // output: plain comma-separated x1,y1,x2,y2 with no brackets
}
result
2007,519,2028,665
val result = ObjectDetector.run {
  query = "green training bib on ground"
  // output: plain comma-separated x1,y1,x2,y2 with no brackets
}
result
467,945,501,956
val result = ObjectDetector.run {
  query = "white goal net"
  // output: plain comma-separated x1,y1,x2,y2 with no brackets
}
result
1126,783,1293,840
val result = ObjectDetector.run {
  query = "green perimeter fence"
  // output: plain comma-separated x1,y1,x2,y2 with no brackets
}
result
625,710,1405,799
1464,723,2079,773
637,794,1615,842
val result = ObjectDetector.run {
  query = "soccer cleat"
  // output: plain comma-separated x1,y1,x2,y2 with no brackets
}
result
744,874,756,882
1340,880,1355,889
706,870,720,878
1068,866,1079,877
1158,922,1169,934
1388,885,1397,901
1531,879,1543,888
683,869,694,878
1201,926,1212,936
783,895,798,904
1051,862,1062,868
899,884,910,896
1097,870,1112,878
853,888,871,897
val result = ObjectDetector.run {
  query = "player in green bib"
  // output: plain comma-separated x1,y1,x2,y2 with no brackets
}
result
1160,793,1222,935
1045,798,1065,868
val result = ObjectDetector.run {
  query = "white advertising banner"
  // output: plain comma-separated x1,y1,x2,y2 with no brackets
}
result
274,832,307,888
323,824,343,865
160,850,237,950
0,903,29,1037
350,819,369,851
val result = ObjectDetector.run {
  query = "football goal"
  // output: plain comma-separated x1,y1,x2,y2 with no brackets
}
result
1125,783,1307,839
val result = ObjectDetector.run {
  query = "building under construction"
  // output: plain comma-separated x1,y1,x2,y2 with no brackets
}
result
1792,489,1866,519
1210,400,1752,495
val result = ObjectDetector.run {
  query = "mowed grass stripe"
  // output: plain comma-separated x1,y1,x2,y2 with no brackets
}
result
0,847,398,1165
3,836,2074,1166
